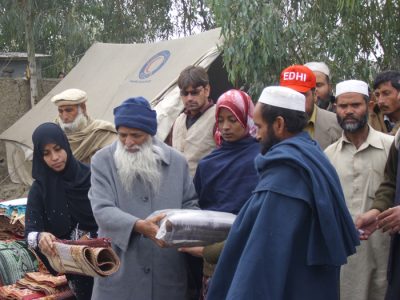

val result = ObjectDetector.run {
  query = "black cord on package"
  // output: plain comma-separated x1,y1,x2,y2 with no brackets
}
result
148,209,236,247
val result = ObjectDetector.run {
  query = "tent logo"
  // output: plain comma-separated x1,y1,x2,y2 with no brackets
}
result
139,50,171,80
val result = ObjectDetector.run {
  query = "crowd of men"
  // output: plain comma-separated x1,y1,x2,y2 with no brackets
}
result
32,64,400,300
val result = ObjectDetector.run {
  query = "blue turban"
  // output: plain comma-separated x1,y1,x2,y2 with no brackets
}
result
113,97,157,136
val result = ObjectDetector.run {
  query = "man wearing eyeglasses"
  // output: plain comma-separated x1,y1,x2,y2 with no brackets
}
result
172,66,216,177
171,66,216,300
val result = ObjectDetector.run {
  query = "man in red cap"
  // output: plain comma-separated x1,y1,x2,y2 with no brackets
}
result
280,65,341,149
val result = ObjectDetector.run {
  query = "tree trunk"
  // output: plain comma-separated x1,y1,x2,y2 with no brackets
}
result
24,0,38,107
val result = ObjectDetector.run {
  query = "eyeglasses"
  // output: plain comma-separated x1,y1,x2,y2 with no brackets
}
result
180,86,203,96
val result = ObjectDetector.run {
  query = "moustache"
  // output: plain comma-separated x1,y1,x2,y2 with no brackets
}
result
342,116,360,122
124,145,141,153
378,105,389,110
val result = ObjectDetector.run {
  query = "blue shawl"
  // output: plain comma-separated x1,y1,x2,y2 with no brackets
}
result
207,132,359,299
194,136,260,214
254,131,359,266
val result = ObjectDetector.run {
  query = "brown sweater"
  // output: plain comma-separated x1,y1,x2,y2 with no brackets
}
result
371,142,397,211
202,241,225,277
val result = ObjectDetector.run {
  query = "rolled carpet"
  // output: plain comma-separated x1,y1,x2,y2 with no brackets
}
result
43,238,120,277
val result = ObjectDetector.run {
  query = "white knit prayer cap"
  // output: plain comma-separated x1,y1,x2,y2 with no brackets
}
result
258,86,306,112
336,80,369,97
304,62,330,78
51,88,88,106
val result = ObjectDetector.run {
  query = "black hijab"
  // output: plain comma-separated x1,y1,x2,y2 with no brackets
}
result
32,122,97,237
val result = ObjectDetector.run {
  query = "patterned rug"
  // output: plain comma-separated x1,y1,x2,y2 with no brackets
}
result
24,273,67,288
0,199,26,240
0,284,45,299
17,278,69,295
0,215,25,239
0,241,38,286
36,289,75,300
45,238,120,277
0,272,73,300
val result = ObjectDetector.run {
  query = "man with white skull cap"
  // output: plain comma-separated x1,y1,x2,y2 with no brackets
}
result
325,80,393,300
51,88,117,163
207,86,359,300
305,61,335,111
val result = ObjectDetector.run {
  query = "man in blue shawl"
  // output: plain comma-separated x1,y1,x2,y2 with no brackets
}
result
207,86,360,300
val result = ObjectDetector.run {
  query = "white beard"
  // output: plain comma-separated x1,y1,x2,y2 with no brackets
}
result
114,138,162,196
59,108,88,133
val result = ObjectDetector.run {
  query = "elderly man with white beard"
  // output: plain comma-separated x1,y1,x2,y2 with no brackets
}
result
51,88,117,163
88,97,199,300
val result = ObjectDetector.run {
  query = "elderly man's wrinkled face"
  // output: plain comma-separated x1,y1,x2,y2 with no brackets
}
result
117,126,150,152
58,105,80,123
58,104,87,133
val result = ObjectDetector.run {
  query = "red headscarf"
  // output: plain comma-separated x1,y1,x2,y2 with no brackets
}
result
214,89,257,146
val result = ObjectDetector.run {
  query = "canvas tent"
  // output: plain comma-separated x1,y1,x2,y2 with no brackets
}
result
0,28,232,185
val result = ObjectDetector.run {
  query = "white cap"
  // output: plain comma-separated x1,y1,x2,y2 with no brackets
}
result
258,86,305,112
304,62,330,77
336,80,369,97
51,88,88,106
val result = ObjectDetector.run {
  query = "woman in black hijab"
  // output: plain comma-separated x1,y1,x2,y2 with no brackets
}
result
25,122,98,300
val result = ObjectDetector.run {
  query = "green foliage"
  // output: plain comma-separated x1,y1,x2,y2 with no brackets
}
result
171,0,214,35
0,0,215,77
209,0,400,97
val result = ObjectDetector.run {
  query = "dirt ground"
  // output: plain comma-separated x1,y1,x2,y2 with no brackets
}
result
0,177,29,201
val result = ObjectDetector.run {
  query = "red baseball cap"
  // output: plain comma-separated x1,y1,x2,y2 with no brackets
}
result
280,65,316,93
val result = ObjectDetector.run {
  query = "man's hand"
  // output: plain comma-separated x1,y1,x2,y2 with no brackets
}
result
38,232,57,257
355,209,380,240
377,206,400,234
178,246,204,258
134,213,166,247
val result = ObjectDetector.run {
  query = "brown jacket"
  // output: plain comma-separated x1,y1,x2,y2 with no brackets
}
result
313,106,342,149
371,131,400,211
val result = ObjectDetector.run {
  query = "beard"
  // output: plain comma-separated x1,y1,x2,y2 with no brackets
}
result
114,138,162,196
59,108,88,133
337,111,368,133
316,96,332,110
260,128,281,155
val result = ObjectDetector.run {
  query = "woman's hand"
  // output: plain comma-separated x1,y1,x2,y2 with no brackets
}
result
38,232,57,257
178,246,204,258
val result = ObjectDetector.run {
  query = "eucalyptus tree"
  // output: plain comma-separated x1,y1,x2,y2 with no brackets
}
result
0,0,215,77
0,0,99,77
209,0,400,97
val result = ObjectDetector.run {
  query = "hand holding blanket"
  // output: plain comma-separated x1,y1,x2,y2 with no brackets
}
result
148,209,236,247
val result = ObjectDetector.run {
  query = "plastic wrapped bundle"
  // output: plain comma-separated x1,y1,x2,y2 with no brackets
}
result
150,209,236,247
